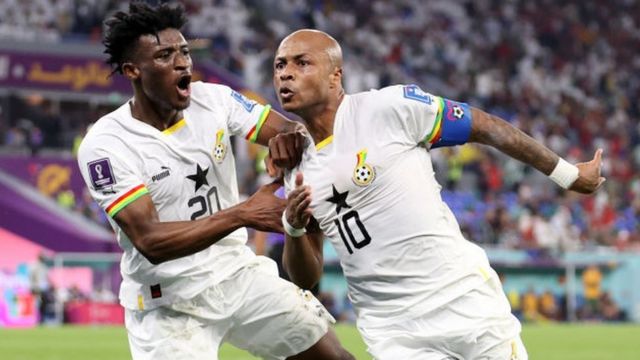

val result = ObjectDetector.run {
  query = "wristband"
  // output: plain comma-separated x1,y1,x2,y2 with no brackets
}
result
282,211,306,237
549,158,579,189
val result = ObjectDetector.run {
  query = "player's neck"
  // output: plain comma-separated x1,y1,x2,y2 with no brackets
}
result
130,96,182,131
304,90,344,144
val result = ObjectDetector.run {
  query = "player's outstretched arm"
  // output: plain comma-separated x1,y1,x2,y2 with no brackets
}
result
282,173,324,289
468,107,605,194
113,180,286,264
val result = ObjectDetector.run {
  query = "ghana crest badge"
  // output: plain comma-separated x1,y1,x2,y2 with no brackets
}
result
352,149,375,186
213,129,226,163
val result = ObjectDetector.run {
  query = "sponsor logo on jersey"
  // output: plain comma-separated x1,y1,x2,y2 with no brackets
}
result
101,186,116,195
151,166,171,182
403,84,433,105
87,158,115,190
352,149,375,186
231,90,257,112
213,129,227,163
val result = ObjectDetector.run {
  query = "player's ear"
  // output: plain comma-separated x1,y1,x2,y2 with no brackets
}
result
122,62,140,81
329,67,342,89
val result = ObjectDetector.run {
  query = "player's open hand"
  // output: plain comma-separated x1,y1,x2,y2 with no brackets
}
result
570,148,606,194
286,172,312,230
268,130,306,171
243,179,286,233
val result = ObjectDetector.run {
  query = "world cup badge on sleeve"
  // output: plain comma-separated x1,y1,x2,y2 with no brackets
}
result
213,129,226,163
352,149,375,186
88,158,116,190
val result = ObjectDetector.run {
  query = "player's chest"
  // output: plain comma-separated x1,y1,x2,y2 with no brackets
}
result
135,121,234,200
304,137,402,225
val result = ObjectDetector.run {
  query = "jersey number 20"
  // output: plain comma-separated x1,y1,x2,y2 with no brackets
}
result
334,210,371,254
188,186,222,220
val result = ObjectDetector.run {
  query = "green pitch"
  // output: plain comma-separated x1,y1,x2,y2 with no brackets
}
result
1,323,639,359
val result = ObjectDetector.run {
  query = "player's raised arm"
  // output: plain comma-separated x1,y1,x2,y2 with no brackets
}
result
254,109,308,171
467,107,605,194
282,172,325,289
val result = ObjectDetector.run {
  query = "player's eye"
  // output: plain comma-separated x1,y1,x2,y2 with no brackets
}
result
298,60,308,66
275,62,285,70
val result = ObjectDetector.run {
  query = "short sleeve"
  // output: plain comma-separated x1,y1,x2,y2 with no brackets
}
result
206,84,272,142
381,84,472,149
77,136,148,218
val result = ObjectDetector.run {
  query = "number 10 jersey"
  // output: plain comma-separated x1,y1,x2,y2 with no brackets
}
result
285,85,494,329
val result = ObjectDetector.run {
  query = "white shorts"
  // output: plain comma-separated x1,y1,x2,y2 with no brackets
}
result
125,256,335,360
359,274,528,360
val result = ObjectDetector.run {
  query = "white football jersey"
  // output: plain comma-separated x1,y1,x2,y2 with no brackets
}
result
78,82,270,310
285,85,495,328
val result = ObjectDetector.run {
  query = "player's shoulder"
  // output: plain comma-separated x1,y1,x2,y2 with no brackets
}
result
352,84,434,106
190,81,231,97
83,104,127,140
78,104,131,155
190,81,257,109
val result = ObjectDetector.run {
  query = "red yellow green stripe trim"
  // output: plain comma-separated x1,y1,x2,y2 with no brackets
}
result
425,97,444,144
105,184,149,217
356,149,367,166
245,105,272,142
315,135,334,151
163,118,186,135
216,129,224,144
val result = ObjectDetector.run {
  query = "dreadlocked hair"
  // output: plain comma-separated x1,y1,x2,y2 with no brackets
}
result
103,2,187,75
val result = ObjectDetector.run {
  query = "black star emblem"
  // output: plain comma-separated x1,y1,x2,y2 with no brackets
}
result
326,185,351,215
186,164,209,191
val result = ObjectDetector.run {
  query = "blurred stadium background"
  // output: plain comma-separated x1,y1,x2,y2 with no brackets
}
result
0,0,639,359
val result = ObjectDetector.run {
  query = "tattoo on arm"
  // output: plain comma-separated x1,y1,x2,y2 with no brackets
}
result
469,108,558,175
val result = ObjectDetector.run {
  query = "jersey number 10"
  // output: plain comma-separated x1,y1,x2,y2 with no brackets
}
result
334,210,371,254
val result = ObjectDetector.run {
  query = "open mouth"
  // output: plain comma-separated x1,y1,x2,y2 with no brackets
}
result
279,87,294,101
176,74,192,98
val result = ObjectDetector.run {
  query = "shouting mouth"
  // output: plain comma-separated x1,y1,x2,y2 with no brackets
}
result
176,74,192,99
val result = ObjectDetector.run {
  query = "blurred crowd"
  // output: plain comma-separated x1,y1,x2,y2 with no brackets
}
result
1,0,639,253
507,265,626,323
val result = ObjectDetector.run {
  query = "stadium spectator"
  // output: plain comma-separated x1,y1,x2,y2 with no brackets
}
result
582,265,603,315
539,290,559,321
522,288,539,323
55,183,76,210
29,253,50,325
77,3,352,360
507,288,523,321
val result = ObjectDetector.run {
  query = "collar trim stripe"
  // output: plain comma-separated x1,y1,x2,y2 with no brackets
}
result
162,118,186,135
315,135,334,151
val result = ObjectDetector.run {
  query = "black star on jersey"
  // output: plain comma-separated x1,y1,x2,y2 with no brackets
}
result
186,164,209,191
326,185,351,215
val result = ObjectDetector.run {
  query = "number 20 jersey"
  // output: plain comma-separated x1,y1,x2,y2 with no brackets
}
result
285,85,495,329
78,82,269,310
